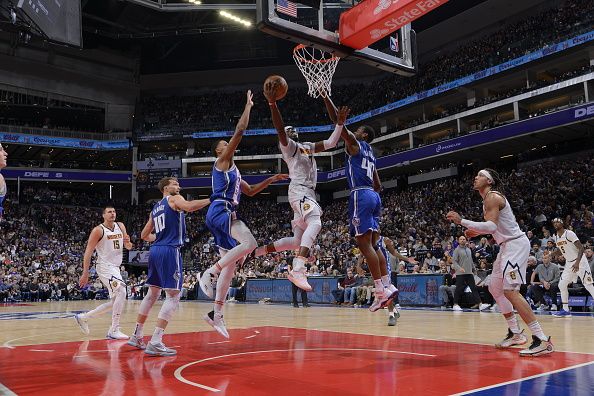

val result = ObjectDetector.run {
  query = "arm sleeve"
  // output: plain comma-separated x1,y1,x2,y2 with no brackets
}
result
461,219,497,233
322,124,343,150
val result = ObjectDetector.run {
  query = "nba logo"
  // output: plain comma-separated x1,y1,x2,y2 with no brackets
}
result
389,36,399,53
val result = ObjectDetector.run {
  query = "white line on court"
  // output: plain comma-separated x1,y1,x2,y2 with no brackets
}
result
174,347,436,393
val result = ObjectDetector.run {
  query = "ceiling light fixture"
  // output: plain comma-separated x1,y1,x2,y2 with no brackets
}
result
219,10,252,27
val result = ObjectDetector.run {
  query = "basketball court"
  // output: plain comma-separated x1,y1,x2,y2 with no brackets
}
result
2,0,593,395
1,301,593,395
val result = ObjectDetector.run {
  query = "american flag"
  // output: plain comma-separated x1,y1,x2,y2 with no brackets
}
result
277,0,297,17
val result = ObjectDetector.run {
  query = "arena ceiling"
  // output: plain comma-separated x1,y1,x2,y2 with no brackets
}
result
81,0,488,74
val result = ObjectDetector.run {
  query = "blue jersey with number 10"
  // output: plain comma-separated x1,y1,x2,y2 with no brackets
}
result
346,140,376,190
151,196,186,247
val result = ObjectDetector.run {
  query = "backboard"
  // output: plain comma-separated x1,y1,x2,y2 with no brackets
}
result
256,0,417,75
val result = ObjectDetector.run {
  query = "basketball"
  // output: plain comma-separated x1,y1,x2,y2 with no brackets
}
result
264,75,288,101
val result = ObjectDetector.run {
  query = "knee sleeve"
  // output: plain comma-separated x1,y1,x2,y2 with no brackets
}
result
138,287,160,317
157,291,181,322
300,217,321,250
489,279,514,314
231,221,257,253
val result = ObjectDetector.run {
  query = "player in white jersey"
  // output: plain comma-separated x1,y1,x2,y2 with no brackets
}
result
551,218,594,317
74,205,133,339
447,168,553,357
251,83,349,291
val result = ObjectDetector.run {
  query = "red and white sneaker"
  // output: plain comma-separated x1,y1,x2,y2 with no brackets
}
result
288,269,312,292
369,287,397,312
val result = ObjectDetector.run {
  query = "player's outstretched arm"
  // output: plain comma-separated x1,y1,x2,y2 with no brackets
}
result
141,216,156,242
321,95,358,155
385,237,418,264
117,222,134,250
79,227,103,287
264,83,289,147
219,90,254,168
447,195,500,234
313,106,350,153
241,174,289,197
170,195,211,213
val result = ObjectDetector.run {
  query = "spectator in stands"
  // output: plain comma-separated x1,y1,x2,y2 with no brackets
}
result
527,253,560,311
452,236,483,311
437,260,456,308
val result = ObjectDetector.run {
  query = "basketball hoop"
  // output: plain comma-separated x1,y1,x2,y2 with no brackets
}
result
293,44,340,98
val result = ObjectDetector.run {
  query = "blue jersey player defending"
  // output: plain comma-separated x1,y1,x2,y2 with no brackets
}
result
128,177,210,356
0,143,7,219
322,94,397,312
199,90,288,338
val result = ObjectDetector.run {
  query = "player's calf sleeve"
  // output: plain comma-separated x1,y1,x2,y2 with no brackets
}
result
301,217,321,250
111,286,126,327
272,237,301,252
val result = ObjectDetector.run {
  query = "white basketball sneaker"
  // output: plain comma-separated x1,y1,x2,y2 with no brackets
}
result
107,327,130,340
199,269,218,299
495,329,528,349
145,341,177,357
74,313,90,335
288,269,312,291
203,310,230,339
127,334,146,350
519,336,554,357
369,287,396,312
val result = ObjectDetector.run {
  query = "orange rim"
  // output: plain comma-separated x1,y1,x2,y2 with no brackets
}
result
293,44,339,64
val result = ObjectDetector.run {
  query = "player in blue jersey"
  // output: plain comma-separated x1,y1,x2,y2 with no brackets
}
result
199,90,288,338
0,143,7,219
322,94,397,312
128,176,210,356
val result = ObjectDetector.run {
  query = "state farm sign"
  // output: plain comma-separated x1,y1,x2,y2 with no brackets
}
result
339,0,448,50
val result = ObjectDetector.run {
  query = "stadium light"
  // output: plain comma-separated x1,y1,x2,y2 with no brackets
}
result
188,0,202,4
219,11,252,27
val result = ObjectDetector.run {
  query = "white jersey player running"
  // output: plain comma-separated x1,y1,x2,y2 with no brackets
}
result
551,218,594,317
251,82,350,291
447,168,553,357
75,205,133,339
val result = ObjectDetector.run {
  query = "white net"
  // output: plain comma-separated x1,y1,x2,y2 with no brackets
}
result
293,44,340,98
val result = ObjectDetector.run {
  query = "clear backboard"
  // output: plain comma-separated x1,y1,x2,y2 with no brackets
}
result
256,0,417,75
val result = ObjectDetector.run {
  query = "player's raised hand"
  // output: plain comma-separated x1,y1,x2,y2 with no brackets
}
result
336,106,350,125
246,90,254,107
446,211,462,225
263,81,276,103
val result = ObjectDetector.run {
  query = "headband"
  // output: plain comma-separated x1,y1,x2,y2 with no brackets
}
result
479,169,494,184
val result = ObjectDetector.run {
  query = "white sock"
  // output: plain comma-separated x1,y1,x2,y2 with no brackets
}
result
388,307,395,317
505,314,521,334
381,275,391,287
528,321,547,341
133,323,144,338
151,327,165,344
292,256,306,272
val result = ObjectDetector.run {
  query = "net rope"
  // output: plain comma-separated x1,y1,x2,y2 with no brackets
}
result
293,45,340,98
